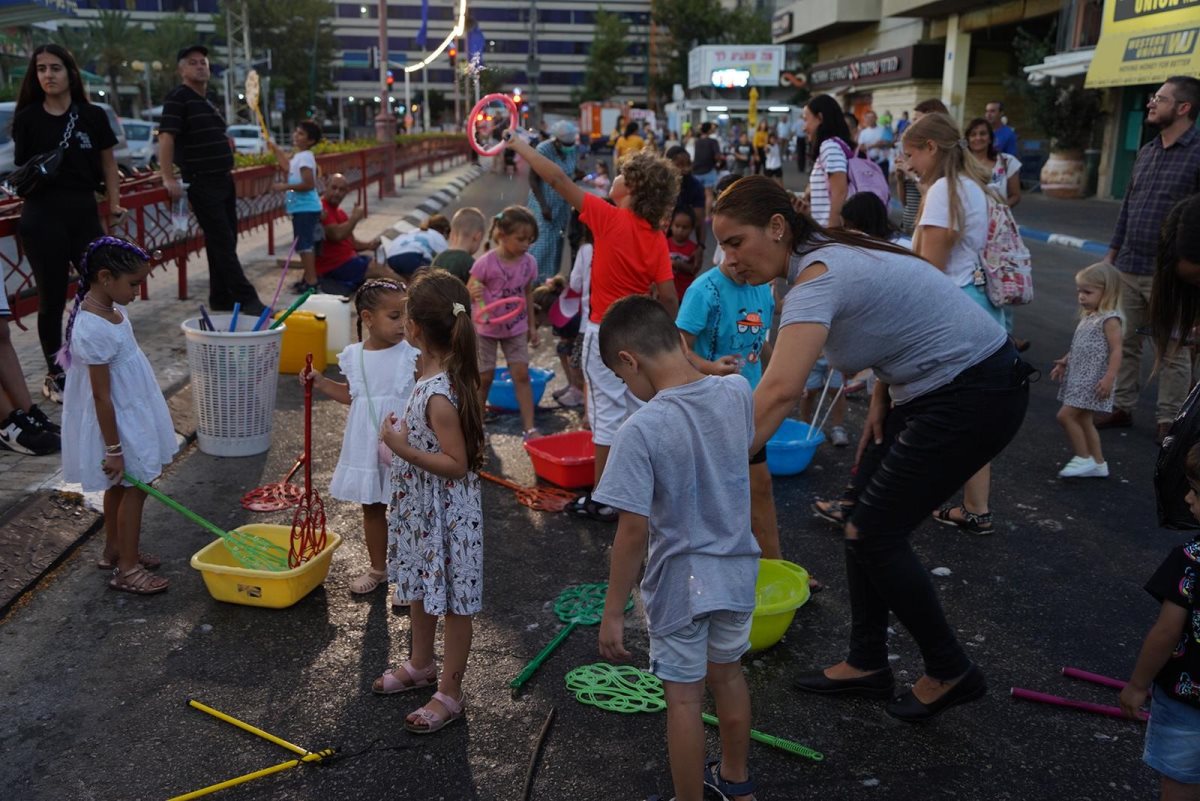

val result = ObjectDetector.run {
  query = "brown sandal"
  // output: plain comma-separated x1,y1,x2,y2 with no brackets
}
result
812,499,853,526
97,551,161,571
108,565,169,595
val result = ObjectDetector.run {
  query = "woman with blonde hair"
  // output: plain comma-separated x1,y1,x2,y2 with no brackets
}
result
902,112,1008,535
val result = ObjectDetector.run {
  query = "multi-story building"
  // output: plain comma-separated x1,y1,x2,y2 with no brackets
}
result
33,1,656,131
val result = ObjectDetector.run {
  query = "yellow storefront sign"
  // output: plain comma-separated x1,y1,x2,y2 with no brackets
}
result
1085,0,1200,88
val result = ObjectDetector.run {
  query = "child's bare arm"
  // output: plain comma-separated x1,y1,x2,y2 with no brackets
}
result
1119,601,1187,718
88,364,123,482
599,511,648,662
1096,316,1122,398
505,133,586,212
299,365,351,405
382,395,470,480
679,330,737,376
526,282,540,346
654,279,679,319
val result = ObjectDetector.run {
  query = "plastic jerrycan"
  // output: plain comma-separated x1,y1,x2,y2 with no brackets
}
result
274,311,328,374
301,294,353,365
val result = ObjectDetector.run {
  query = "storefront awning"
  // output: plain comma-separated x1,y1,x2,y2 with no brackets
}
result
1085,0,1200,88
1025,49,1095,84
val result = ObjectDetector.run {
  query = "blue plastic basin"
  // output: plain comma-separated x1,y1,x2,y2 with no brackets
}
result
487,366,555,411
765,419,824,476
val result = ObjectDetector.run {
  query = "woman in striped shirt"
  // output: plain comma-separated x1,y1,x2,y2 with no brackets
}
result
801,94,851,228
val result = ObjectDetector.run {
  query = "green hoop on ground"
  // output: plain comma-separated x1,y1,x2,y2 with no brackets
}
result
565,663,666,714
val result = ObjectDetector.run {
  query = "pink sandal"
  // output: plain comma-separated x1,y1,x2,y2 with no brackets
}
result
372,660,437,695
405,690,465,734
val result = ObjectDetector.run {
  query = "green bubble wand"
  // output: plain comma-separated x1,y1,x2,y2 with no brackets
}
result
510,583,632,691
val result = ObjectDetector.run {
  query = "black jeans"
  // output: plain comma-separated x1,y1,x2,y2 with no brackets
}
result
186,173,261,308
19,188,103,373
844,343,1030,679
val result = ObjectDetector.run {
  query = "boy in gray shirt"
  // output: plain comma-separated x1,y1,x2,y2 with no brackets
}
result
594,295,761,801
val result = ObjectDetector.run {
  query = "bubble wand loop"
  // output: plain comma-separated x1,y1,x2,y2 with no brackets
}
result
244,69,271,145
467,94,520,157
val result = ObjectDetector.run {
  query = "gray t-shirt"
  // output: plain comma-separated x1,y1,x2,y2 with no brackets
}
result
780,243,1007,405
592,375,761,637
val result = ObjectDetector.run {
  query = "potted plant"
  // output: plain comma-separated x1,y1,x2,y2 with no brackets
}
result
1031,83,1103,198
1010,26,1104,198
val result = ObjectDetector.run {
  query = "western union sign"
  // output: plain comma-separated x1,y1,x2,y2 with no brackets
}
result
1086,0,1200,87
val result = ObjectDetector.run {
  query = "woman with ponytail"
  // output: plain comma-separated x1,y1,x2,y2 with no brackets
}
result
375,270,484,734
60,237,177,595
712,176,1030,721
902,113,1009,536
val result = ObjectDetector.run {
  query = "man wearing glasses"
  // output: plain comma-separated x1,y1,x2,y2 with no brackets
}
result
1098,76,1200,443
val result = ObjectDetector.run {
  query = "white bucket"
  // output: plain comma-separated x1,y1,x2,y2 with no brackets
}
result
182,315,284,457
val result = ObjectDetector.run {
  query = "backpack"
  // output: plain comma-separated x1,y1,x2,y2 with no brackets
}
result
832,138,890,207
979,194,1033,307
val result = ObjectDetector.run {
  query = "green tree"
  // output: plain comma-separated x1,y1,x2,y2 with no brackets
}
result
89,9,140,112
139,12,200,105
239,0,337,125
574,8,629,103
650,0,773,101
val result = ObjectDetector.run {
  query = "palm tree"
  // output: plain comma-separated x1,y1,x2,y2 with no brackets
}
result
89,9,140,112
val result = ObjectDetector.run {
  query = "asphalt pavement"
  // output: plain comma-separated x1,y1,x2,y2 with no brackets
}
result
0,170,1178,801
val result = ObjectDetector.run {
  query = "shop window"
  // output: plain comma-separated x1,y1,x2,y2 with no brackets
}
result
1057,0,1103,52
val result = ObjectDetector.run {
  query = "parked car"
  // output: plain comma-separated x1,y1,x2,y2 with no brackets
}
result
0,100,134,180
227,124,266,154
119,118,157,169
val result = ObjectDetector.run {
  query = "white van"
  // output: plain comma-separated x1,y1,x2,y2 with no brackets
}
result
120,118,156,168
227,124,266,154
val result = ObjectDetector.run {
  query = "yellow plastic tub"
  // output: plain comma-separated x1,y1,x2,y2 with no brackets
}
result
190,524,342,609
748,559,811,652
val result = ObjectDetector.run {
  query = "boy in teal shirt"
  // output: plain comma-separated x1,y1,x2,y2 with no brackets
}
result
676,258,779,559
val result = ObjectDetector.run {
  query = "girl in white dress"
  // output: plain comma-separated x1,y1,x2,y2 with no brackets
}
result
373,270,484,736
300,279,418,596
59,237,177,595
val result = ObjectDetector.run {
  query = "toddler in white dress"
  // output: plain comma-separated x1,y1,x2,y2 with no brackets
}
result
60,237,176,595
302,278,418,595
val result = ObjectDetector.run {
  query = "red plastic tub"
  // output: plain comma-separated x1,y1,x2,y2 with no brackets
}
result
523,430,595,489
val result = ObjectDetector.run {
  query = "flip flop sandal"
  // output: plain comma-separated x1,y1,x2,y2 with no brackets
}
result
373,660,438,695
96,551,161,571
811,499,852,527
349,568,387,595
581,497,618,523
567,495,591,517
405,690,465,734
933,504,994,535
108,565,168,595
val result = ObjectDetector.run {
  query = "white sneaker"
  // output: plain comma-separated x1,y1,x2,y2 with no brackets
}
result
1058,456,1097,478
557,386,585,408
830,426,849,447
392,587,409,610
1088,461,1110,478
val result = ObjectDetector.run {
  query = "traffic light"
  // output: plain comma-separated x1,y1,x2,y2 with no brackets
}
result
386,69,394,91
448,45,457,70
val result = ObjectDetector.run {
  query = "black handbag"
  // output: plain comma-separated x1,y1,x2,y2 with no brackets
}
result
2,106,77,198
1155,379,1200,530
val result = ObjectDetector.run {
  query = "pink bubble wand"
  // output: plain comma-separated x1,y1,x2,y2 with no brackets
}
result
1009,687,1147,722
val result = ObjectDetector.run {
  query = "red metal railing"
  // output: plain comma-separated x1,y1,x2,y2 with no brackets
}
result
0,136,470,327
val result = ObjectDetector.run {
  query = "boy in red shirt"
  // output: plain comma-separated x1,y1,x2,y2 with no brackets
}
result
505,132,679,521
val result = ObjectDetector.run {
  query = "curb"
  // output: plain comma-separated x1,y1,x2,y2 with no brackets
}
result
0,161,487,614
1019,226,1109,256
381,164,484,239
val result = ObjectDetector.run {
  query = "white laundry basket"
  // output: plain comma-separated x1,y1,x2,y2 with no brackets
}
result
182,315,284,457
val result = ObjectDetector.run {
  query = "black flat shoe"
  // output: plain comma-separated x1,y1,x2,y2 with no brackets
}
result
792,667,895,698
886,664,987,722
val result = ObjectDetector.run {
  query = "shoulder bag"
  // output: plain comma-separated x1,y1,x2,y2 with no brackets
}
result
2,106,78,198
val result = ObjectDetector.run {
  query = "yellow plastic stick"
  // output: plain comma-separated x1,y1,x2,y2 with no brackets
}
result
187,699,312,757
166,752,333,801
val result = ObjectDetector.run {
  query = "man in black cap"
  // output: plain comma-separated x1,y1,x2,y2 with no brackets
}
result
158,45,264,313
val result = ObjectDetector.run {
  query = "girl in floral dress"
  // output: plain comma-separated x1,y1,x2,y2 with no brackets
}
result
373,270,485,735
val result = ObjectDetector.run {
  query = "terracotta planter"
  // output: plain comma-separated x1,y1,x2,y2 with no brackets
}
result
1041,149,1086,199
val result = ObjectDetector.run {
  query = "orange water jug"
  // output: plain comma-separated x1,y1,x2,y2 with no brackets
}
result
274,310,328,374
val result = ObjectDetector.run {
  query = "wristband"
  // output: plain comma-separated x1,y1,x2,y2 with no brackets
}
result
105,443,123,454
104,450,123,458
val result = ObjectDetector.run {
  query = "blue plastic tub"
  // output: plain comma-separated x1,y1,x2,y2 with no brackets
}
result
488,366,555,411
765,419,824,476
